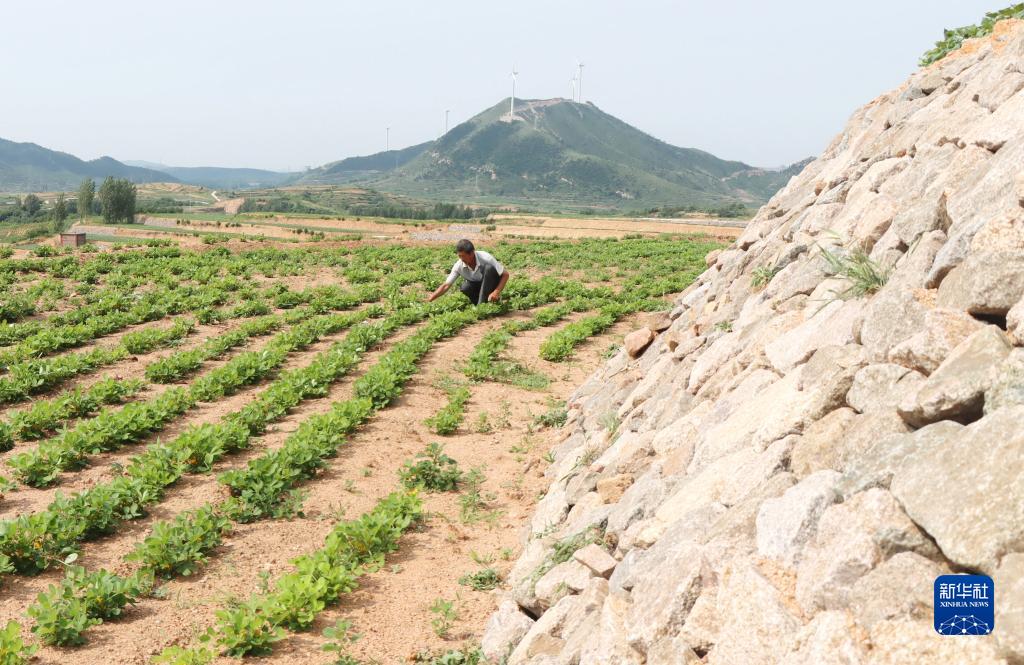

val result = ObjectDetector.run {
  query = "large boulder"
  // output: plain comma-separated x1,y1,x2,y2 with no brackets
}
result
993,553,1024,662
890,406,1024,573
795,488,938,613
936,250,1024,315
887,307,984,375
481,599,535,662
624,327,657,358
756,470,841,567
706,560,803,665
897,326,1012,426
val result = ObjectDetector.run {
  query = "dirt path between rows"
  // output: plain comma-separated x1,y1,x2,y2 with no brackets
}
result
0,304,641,664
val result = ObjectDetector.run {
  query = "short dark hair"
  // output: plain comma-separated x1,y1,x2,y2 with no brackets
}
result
455,239,475,254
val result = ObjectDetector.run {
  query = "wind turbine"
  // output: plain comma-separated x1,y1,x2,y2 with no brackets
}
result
576,60,585,102
385,126,390,152
510,65,519,116
444,108,451,136
569,76,577,102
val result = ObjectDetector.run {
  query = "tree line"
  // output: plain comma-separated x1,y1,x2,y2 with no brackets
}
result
0,177,137,228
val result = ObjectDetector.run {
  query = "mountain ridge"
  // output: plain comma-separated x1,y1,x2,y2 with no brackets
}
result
299,98,811,210
123,161,292,189
0,138,175,192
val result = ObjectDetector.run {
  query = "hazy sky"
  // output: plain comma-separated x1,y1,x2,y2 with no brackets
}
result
2,1,998,171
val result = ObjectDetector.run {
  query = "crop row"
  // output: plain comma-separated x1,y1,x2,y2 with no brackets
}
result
5,308,379,488
0,297,464,576
22,282,558,588
424,380,471,435
0,377,145,445
0,318,195,405
0,283,227,365
205,491,422,658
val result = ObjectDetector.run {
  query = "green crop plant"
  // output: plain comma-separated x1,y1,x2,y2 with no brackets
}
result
425,382,471,435
125,505,232,578
27,565,149,645
0,620,36,664
399,443,463,491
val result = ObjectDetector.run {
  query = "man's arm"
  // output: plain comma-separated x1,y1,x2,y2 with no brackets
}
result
427,282,452,302
429,263,461,301
487,270,510,302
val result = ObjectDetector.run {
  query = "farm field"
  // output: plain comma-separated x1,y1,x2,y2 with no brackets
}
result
0,235,719,663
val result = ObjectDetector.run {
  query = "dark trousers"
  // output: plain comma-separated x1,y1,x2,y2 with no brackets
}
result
460,264,500,305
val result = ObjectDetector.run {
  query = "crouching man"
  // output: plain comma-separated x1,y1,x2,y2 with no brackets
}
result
426,239,510,305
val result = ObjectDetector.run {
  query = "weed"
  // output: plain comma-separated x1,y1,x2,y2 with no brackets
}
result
429,597,458,638
411,647,485,664
322,619,363,665
533,400,567,429
750,264,781,290
474,412,493,434
459,468,499,525
598,411,620,439
819,246,889,298
458,568,501,592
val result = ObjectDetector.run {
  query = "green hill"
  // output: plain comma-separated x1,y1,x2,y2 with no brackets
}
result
302,141,432,184
298,98,810,210
0,138,175,192
124,161,292,190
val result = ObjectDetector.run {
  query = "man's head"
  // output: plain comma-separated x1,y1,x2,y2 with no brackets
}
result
455,238,475,263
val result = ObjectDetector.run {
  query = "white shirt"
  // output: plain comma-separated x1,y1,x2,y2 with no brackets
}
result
445,250,505,285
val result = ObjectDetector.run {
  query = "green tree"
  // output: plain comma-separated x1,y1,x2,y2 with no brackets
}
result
77,178,95,220
21,194,41,215
98,177,137,224
53,193,67,223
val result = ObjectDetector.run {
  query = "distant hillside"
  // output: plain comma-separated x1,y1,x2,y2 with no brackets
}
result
0,139,175,192
124,161,292,190
298,99,810,210
300,141,431,184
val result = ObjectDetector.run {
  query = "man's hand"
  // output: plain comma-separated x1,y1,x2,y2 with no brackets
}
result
488,290,501,303
427,283,450,302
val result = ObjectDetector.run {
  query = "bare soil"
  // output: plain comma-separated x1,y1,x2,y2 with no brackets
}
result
0,301,640,664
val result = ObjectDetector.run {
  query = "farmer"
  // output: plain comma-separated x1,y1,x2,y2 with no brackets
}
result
426,239,510,305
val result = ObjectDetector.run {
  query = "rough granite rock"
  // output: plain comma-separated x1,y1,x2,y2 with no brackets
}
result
847,552,946,628
756,470,841,567
846,363,919,413
534,560,594,609
482,599,535,662
993,553,1024,662
891,406,1024,573
984,348,1024,415
624,327,657,358
1009,295,1024,345
837,420,964,497
897,326,1012,426
572,543,618,578
936,250,1024,315
707,560,803,665
887,307,984,374
782,611,871,665
790,407,858,478
488,23,1024,663
795,488,937,613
